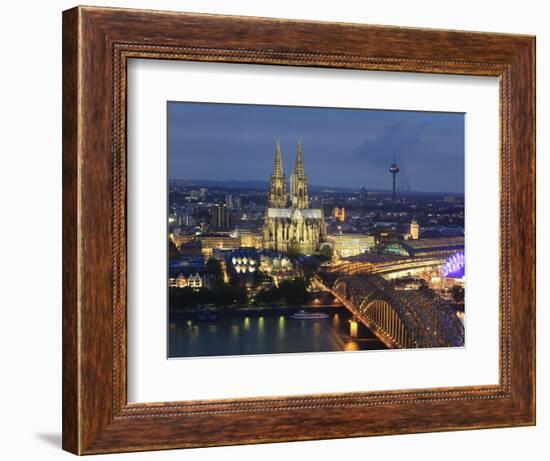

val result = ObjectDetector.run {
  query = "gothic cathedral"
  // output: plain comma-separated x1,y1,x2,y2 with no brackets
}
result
262,140,327,255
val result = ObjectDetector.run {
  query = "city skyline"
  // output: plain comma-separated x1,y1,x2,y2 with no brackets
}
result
168,101,465,194
168,101,465,358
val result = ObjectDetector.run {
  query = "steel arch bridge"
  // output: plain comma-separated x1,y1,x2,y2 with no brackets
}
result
329,275,464,349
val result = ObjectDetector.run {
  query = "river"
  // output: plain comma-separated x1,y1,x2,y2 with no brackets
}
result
168,305,386,358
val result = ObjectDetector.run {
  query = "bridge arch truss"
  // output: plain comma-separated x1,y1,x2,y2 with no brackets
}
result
331,275,464,349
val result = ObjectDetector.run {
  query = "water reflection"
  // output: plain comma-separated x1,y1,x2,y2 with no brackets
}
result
278,315,285,340
344,342,360,352
168,306,386,358
257,316,265,341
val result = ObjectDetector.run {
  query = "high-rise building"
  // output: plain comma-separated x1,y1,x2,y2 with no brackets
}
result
210,204,231,229
359,186,368,206
176,213,196,228
262,140,326,255
225,194,242,210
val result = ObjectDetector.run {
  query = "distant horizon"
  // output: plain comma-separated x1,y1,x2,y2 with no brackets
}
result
168,177,464,197
168,102,465,194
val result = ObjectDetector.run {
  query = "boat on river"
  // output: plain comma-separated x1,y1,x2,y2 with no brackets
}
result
291,310,329,320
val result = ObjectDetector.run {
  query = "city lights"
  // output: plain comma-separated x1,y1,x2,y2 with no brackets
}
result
167,103,465,358
441,251,465,278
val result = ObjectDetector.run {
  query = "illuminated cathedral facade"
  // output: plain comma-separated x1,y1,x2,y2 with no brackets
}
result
262,140,327,255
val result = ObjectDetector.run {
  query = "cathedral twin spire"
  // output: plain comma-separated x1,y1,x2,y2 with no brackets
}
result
268,139,309,209
294,141,304,177
268,140,287,208
272,139,284,178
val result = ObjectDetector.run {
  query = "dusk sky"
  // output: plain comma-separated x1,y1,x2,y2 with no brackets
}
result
167,102,465,194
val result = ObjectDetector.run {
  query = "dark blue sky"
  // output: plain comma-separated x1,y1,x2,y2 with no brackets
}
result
167,102,464,194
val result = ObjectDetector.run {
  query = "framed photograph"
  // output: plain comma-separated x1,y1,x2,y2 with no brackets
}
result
62,6,535,454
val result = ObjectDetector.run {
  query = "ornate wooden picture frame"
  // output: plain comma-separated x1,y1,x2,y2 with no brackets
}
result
62,6,535,455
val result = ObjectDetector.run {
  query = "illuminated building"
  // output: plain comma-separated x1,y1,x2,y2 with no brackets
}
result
262,140,327,254
227,249,260,275
410,218,419,240
441,251,465,278
266,139,288,208
176,274,188,288
168,274,188,288
237,230,262,248
187,273,203,289
326,234,376,258
223,249,293,288
332,207,345,223
259,253,292,274
168,272,204,289
200,235,240,256
169,233,195,249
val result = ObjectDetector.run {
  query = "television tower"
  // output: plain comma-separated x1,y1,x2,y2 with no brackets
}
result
389,157,400,201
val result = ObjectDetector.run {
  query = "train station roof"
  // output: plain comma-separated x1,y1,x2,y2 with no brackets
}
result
399,236,464,257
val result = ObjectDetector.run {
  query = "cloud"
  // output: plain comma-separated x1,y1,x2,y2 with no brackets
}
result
167,102,465,193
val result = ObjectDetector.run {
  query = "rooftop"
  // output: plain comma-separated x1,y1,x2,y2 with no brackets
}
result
400,236,464,251
267,208,323,219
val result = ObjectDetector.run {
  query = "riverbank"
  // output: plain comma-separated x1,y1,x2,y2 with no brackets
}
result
169,303,339,314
